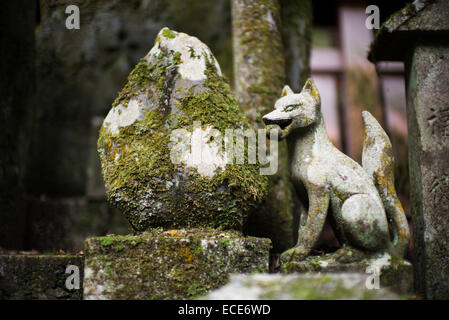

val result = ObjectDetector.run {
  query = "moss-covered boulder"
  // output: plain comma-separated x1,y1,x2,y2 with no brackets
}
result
282,247,413,294
98,27,268,232
83,229,271,299
204,273,404,300
0,254,83,300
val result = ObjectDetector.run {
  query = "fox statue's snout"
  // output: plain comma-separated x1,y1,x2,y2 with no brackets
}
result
263,79,321,140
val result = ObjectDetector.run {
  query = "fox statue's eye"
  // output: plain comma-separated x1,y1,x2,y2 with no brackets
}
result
284,104,300,112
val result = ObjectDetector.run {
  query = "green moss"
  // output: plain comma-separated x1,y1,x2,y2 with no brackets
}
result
99,235,142,247
111,60,152,108
98,37,269,232
219,238,234,247
162,28,177,39
187,45,200,59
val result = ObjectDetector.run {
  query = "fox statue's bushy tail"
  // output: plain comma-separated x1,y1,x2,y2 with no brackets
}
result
361,111,410,257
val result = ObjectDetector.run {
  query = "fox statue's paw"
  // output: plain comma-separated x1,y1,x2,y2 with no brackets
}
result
281,246,309,263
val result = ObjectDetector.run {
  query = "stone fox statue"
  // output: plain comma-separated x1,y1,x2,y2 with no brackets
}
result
262,79,410,261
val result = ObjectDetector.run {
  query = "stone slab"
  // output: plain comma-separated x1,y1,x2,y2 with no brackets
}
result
282,247,413,295
0,254,83,300
83,229,271,299
405,43,449,299
204,272,405,300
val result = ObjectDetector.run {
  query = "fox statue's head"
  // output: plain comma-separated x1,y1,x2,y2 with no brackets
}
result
262,78,321,139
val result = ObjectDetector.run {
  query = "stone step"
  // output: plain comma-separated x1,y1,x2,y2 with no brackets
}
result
83,229,271,299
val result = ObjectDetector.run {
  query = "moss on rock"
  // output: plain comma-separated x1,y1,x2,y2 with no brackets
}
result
98,28,269,232
83,229,271,299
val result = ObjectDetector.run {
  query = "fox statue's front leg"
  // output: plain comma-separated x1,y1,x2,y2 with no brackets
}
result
282,182,330,262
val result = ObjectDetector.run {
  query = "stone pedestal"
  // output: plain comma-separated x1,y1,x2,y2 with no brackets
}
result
0,0,36,250
0,254,83,300
368,0,449,299
282,247,413,295
83,229,271,300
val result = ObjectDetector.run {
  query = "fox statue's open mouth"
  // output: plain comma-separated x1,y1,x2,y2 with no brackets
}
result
262,117,292,129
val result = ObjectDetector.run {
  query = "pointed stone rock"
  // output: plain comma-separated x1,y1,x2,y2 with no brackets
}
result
98,28,269,231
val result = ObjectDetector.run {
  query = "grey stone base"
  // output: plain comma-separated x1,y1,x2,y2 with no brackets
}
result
0,254,83,300
83,228,271,299
282,247,413,294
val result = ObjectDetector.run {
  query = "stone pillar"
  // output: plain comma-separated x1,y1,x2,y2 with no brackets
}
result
369,0,449,299
232,0,298,267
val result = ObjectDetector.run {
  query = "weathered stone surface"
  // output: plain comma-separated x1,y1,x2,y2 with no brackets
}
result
282,247,413,295
0,254,83,300
83,229,271,299
0,0,36,250
280,0,312,92
204,272,404,300
98,28,268,232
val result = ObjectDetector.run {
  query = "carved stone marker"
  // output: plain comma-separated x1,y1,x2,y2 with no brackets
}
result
369,0,449,299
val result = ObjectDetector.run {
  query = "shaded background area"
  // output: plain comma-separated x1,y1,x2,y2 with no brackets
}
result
0,0,412,254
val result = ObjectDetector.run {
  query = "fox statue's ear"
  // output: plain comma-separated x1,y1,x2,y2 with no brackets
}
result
281,85,294,97
302,78,320,102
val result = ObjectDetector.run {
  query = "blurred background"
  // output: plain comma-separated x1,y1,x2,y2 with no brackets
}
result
0,0,412,254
